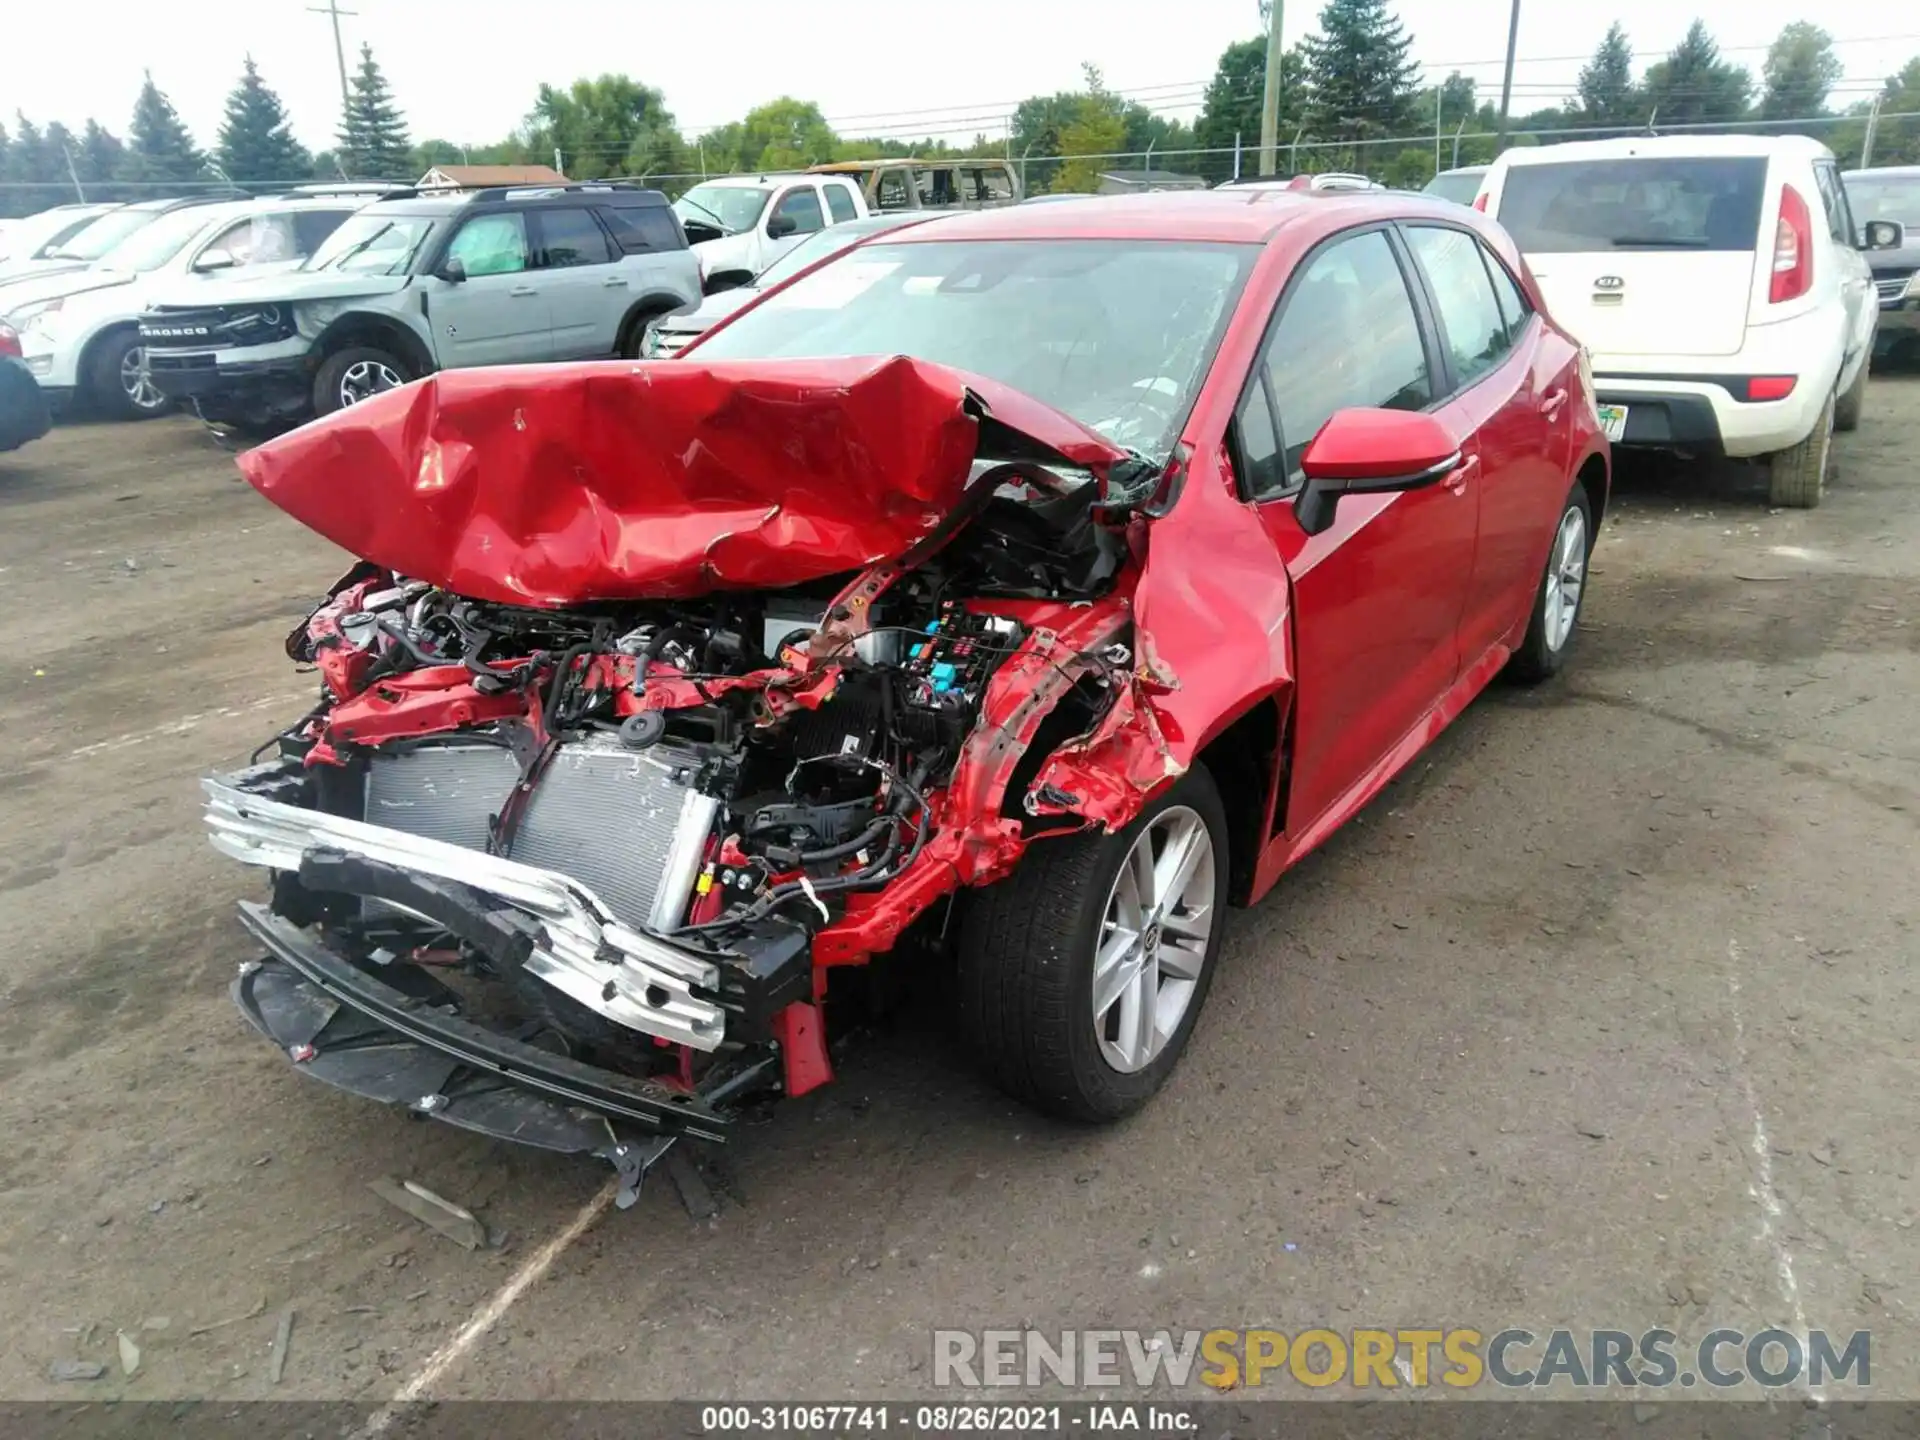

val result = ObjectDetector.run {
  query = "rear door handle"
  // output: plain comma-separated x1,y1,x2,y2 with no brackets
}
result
603,276,630,288
1540,387,1567,419
1444,454,1479,495
510,286,539,298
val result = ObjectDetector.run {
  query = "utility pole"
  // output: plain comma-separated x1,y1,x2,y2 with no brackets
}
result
554,145,565,176
62,142,86,202
1494,0,1521,153
1434,87,1443,174
1862,94,1884,169
1257,0,1286,176
307,0,357,119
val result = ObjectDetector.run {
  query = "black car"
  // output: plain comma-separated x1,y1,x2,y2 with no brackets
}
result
0,326,51,454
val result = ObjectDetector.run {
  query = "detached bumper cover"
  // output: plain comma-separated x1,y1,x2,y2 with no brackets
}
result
204,770,727,1050
233,901,730,1145
146,352,310,412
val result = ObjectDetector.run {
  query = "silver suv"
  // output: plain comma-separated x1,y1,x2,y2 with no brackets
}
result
140,183,700,426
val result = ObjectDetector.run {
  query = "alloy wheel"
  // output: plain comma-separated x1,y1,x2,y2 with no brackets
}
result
1091,806,1216,1074
120,346,165,413
1542,505,1588,653
339,359,404,408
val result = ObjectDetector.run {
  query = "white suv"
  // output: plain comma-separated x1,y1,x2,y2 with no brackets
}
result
1480,136,1904,507
671,173,869,293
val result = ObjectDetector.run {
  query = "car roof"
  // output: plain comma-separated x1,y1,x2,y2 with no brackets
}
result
1844,164,1920,178
1495,134,1833,167
686,173,830,190
885,189,1475,245
120,194,239,213
1436,165,1486,176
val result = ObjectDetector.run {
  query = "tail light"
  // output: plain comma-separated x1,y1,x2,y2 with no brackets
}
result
0,323,19,359
1769,185,1813,304
1472,192,1489,212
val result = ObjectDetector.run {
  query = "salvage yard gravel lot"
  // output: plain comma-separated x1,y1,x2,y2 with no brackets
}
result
1,384,1917,1401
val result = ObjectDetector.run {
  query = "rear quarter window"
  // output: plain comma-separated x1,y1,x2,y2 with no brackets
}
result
1496,156,1768,253
598,205,686,254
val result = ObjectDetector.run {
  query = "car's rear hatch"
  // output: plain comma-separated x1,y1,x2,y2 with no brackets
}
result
1492,154,1768,359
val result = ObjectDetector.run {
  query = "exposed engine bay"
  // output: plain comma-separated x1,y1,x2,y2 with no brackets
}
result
208,449,1153,1193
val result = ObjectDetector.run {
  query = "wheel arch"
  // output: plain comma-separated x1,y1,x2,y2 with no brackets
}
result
615,292,694,356
74,320,140,399
313,312,435,378
1192,691,1289,905
1575,450,1610,535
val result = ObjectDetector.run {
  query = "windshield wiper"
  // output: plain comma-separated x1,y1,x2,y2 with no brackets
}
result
316,224,394,272
1607,235,1710,248
676,196,730,232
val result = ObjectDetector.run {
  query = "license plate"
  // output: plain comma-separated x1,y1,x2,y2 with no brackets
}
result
1596,403,1629,442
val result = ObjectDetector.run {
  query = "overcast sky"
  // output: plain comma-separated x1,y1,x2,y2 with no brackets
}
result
8,0,1913,160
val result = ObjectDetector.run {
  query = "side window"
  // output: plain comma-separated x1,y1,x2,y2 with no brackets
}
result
1265,229,1433,475
974,167,1016,202
1405,225,1511,390
293,210,350,255
876,169,913,210
825,183,858,224
772,186,825,236
599,206,684,254
1479,248,1533,348
535,207,615,267
1812,163,1852,245
199,218,255,267
445,212,530,276
1233,371,1288,501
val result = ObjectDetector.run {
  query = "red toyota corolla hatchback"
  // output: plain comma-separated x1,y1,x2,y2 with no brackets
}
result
212,189,1607,1189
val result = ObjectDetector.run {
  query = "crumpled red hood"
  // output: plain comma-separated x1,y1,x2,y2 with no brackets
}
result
236,355,1127,606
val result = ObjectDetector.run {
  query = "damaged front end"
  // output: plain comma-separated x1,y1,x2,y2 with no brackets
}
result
210,356,1177,1193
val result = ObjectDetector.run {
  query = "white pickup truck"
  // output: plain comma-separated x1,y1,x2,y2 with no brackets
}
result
671,173,870,293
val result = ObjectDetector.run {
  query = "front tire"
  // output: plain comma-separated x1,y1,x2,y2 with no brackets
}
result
957,765,1229,1123
86,329,169,422
1508,483,1594,683
1767,391,1834,509
312,346,411,417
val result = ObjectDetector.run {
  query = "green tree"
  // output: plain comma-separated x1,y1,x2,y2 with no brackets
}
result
732,97,836,171
1759,23,1842,121
1052,66,1129,192
217,57,311,185
337,43,412,180
122,72,206,185
1300,0,1421,162
526,74,683,180
1829,56,1920,166
1576,22,1641,127
1641,21,1752,128
78,120,127,200
1194,37,1306,180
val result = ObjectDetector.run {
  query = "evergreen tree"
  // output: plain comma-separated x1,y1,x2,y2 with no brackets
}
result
1759,23,1843,121
1641,21,1752,128
218,57,311,184
79,120,127,200
123,72,206,184
1300,0,1421,155
337,43,413,180
3,113,60,216
1576,23,1641,127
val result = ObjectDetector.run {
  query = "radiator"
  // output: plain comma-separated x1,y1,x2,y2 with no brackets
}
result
360,737,714,932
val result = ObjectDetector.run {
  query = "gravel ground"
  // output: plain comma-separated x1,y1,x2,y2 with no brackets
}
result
1,382,1916,1403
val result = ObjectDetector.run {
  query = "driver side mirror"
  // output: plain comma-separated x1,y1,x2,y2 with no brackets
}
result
438,256,468,284
1294,408,1462,536
1863,219,1905,252
766,214,797,240
194,248,237,272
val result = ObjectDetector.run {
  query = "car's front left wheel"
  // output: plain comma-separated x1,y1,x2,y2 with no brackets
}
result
87,329,170,422
313,346,412,417
958,765,1229,1122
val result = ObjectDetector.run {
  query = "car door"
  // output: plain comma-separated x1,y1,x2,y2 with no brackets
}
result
531,205,625,358
1813,160,1875,374
1400,222,1566,667
1235,226,1480,836
432,211,551,367
765,185,826,267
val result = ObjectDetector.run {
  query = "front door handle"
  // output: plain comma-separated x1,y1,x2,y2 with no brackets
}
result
510,286,539,298
1444,454,1479,495
1540,387,1567,419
